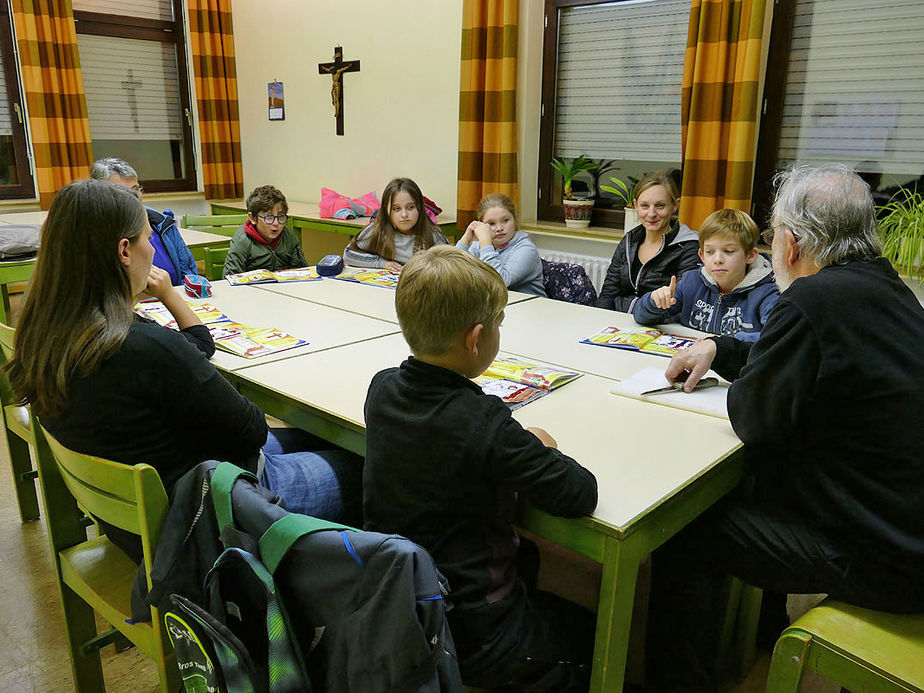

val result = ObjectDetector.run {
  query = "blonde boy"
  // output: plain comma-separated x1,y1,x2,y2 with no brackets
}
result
633,209,780,342
363,245,598,692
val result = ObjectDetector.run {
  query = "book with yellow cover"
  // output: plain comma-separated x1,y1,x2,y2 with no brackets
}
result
207,323,308,359
474,357,582,410
580,326,697,357
333,268,401,289
226,267,321,286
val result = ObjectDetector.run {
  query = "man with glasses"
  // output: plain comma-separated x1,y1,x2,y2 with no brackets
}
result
644,163,924,692
90,157,199,286
222,184,307,277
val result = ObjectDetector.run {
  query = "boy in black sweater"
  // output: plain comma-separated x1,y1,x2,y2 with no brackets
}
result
363,245,599,692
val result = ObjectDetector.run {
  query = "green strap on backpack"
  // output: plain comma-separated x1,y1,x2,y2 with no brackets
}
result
210,461,259,538
260,513,357,574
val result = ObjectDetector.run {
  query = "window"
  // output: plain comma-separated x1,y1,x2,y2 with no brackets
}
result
73,0,196,193
538,0,691,228
753,0,924,221
0,3,34,199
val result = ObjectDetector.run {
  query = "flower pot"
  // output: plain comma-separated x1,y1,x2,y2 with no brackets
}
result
563,199,594,228
623,207,638,231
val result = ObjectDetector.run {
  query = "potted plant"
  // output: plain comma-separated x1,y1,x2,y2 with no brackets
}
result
879,189,924,282
550,154,598,228
601,176,637,231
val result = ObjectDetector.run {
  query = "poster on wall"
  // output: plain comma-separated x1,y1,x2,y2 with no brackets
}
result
268,81,284,121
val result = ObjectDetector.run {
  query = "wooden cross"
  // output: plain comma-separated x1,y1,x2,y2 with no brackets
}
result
318,46,360,136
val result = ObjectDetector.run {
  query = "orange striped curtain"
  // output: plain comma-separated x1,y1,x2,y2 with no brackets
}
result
679,0,766,229
11,0,92,209
457,0,518,230
187,0,242,200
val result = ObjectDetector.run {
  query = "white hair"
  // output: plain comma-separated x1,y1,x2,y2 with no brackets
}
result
90,157,138,181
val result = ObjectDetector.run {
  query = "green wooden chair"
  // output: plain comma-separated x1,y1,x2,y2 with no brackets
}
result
33,422,180,692
0,322,39,522
766,600,924,692
203,246,229,280
0,257,36,325
181,213,247,238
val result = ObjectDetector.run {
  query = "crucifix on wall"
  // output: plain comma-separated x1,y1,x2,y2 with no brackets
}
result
318,46,360,136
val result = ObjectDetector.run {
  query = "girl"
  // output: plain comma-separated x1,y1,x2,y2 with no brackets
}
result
343,177,449,271
9,179,360,562
457,193,546,296
595,171,700,312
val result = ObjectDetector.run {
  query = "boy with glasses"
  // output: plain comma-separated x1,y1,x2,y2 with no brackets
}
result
223,185,308,277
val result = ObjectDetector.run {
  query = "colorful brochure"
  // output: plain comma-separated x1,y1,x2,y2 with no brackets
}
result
134,300,229,330
207,322,308,359
474,357,583,411
333,268,401,289
580,326,697,357
226,267,321,286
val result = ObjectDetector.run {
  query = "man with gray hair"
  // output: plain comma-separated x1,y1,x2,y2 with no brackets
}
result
91,157,199,285
645,163,924,691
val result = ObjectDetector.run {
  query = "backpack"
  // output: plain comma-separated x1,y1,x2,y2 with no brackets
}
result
541,259,598,305
166,462,462,693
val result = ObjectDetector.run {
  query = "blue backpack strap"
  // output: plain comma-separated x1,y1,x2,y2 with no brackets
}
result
259,514,356,575
211,462,259,537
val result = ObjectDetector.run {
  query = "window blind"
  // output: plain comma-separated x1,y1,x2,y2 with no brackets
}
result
72,0,173,22
0,47,11,137
777,0,924,176
77,34,183,141
553,0,691,161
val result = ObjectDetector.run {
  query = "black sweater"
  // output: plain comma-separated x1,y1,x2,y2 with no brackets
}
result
363,358,597,611
595,221,701,312
711,258,924,576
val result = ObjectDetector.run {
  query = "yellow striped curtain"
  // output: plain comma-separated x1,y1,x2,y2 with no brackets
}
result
679,0,766,229
11,0,92,209
187,0,242,200
457,0,518,229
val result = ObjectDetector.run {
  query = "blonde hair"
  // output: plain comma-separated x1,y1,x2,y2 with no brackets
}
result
396,245,507,355
698,208,760,253
633,171,680,208
476,193,517,225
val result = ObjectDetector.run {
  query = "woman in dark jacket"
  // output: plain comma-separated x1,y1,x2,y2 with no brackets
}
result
595,171,700,312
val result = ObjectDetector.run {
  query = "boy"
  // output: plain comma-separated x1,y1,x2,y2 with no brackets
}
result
222,185,307,277
363,245,598,692
632,208,780,342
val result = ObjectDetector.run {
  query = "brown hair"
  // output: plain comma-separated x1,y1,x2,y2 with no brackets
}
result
396,245,507,355
246,185,288,216
476,192,517,225
8,179,147,416
633,171,680,209
698,208,760,253
348,177,439,260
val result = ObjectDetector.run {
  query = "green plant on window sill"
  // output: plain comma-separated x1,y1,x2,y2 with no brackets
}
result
550,155,598,200
600,176,633,208
879,189,924,282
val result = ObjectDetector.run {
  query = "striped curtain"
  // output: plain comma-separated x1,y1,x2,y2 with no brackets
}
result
679,0,767,229
11,0,92,209
187,0,242,200
457,0,519,230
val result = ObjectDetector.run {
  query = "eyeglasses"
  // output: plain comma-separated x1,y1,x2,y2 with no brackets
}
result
257,213,288,225
761,226,800,245
130,184,143,194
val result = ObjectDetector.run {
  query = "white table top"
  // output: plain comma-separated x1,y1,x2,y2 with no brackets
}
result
230,331,741,531
0,211,46,226
253,276,538,324
499,297,712,381
174,282,399,372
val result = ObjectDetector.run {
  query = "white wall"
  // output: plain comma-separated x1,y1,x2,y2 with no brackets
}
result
230,0,463,215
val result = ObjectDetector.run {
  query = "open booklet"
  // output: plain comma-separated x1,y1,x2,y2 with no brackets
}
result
473,357,582,411
133,299,308,359
334,268,401,289
609,367,730,419
581,326,698,357
226,267,322,286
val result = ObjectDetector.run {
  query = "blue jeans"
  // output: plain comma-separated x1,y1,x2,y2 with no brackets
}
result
260,429,363,527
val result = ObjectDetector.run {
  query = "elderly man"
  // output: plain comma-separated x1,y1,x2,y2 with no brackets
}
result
90,157,199,285
645,163,924,692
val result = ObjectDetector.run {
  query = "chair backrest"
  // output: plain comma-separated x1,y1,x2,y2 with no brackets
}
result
39,425,170,575
203,247,230,280
182,214,248,238
0,322,15,404
541,259,598,305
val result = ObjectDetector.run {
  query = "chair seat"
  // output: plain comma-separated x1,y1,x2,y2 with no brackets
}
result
789,601,924,689
59,535,158,657
4,402,32,441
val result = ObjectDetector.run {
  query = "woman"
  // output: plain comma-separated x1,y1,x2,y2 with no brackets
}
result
8,179,360,561
595,171,700,312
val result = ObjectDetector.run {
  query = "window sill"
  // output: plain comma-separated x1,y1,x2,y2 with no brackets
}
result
520,219,626,244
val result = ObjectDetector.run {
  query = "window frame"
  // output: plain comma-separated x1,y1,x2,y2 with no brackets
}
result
0,2,35,200
73,0,196,194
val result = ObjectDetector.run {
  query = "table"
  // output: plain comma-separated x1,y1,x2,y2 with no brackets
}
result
253,275,538,324
225,331,744,692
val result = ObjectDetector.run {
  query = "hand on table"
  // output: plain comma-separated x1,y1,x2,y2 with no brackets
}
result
527,426,558,449
651,275,677,309
384,261,403,274
665,338,717,392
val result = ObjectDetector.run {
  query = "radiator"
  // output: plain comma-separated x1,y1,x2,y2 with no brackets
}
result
539,251,611,292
